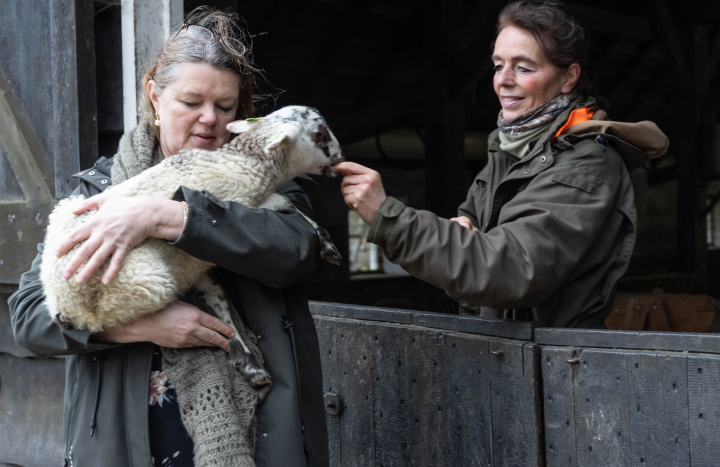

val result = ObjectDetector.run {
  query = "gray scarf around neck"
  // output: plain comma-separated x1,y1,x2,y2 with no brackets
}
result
112,118,269,467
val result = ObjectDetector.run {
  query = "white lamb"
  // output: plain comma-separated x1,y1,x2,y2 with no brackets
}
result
40,105,343,386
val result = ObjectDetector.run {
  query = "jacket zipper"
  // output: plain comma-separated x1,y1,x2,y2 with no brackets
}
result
483,154,495,232
63,379,79,467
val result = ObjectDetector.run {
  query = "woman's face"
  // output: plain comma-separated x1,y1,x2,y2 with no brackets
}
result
492,25,578,121
148,62,240,158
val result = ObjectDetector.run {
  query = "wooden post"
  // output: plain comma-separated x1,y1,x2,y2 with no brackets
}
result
121,0,184,132
422,0,467,219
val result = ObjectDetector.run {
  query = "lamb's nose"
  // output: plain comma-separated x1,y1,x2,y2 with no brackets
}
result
332,152,345,164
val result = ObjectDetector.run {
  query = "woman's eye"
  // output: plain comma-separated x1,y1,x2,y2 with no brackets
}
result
183,101,199,108
493,65,503,73
218,106,233,113
518,67,532,73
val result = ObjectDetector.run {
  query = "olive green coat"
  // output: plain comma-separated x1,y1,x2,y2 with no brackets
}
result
368,99,668,328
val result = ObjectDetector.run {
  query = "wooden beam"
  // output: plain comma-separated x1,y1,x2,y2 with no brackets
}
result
608,44,664,118
0,66,53,202
646,0,693,91
564,3,654,41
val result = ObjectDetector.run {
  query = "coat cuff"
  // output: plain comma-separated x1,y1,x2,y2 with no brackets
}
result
167,186,204,251
367,197,405,246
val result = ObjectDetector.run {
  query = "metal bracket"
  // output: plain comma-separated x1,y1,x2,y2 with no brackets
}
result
324,392,342,416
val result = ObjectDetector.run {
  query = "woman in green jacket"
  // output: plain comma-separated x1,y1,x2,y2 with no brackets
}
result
9,7,328,467
337,0,668,328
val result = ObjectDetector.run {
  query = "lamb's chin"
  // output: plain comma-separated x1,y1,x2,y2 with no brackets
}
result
320,165,338,178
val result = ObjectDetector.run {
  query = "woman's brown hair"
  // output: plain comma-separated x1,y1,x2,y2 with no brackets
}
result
141,6,257,139
496,0,608,109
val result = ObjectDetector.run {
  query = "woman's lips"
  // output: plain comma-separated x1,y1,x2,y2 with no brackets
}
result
501,96,525,107
192,134,215,145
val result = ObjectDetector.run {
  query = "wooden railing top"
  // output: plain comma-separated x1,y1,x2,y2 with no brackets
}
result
535,327,720,354
309,301,537,341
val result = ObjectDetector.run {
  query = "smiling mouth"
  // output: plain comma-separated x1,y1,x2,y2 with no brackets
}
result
501,96,525,107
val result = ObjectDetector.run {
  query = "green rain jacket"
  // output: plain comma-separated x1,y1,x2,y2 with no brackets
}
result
368,97,668,328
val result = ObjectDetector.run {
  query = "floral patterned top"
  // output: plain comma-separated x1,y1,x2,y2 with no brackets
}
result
149,346,194,467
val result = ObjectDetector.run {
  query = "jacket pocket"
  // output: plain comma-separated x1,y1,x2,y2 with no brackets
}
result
551,173,594,193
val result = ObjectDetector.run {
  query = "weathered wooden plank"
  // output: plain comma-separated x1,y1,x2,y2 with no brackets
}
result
523,343,544,466
627,352,690,467
0,0,56,199
687,355,720,466
573,350,631,467
0,66,53,202
408,327,451,466
0,201,56,284
488,338,542,466
50,0,82,198
445,333,492,466
336,320,375,467
372,323,414,467
535,328,720,354
314,317,341,466
310,301,536,340
542,346,580,467
0,354,65,467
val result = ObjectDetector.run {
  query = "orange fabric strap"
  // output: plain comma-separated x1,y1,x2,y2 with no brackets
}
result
551,107,595,142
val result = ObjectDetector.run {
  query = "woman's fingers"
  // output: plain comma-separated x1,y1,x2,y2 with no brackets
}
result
196,311,236,339
334,161,373,176
192,325,231,352
450,216,478,231
75,242,116,284
56,226,91,258
72,194,107,215
101,247,130,285
62,235,102,280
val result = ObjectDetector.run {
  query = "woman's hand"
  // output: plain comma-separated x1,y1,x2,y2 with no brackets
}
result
95,301,235,352
56,194,185,285
450,216,478,231
336,162,387,225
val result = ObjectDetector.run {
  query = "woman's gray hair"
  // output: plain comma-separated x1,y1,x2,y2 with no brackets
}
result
141,6,256,139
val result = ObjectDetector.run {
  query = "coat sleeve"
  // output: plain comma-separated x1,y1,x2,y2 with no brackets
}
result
8,184,121,357
169,180,322,289
367,152,623,309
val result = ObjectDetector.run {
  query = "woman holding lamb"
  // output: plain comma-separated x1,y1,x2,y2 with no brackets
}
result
8,7,328,467
338,0,669,328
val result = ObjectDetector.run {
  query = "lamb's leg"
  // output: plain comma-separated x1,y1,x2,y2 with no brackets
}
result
258,193,342,266
193,273,271,388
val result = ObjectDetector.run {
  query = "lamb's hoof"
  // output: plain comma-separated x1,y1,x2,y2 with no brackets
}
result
317,226,342,266
229,339,272,388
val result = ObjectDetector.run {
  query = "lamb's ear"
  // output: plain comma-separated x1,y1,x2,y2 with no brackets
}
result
227,118,262,134
264,124,300,151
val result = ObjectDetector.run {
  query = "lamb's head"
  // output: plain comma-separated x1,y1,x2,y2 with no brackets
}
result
227,105,344,179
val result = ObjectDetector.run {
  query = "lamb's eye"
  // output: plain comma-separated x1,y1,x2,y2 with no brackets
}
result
312,131,326,142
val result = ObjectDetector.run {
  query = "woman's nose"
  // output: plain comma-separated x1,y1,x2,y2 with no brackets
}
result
497,67,515,87
199,105,217,125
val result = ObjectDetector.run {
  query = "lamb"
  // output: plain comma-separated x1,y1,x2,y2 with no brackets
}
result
40,105,344,387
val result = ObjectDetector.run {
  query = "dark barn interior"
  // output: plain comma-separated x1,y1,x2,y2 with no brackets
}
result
169,0,720,313
5,2,720,465
53,0,720,312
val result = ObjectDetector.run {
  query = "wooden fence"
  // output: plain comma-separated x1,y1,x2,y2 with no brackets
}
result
4,301,720,466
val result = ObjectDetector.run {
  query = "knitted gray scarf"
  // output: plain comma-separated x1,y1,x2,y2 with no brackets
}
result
112,119,270,467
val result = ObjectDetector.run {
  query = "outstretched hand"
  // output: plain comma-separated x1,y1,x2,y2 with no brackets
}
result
336,161,387,225
56,194,185,285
